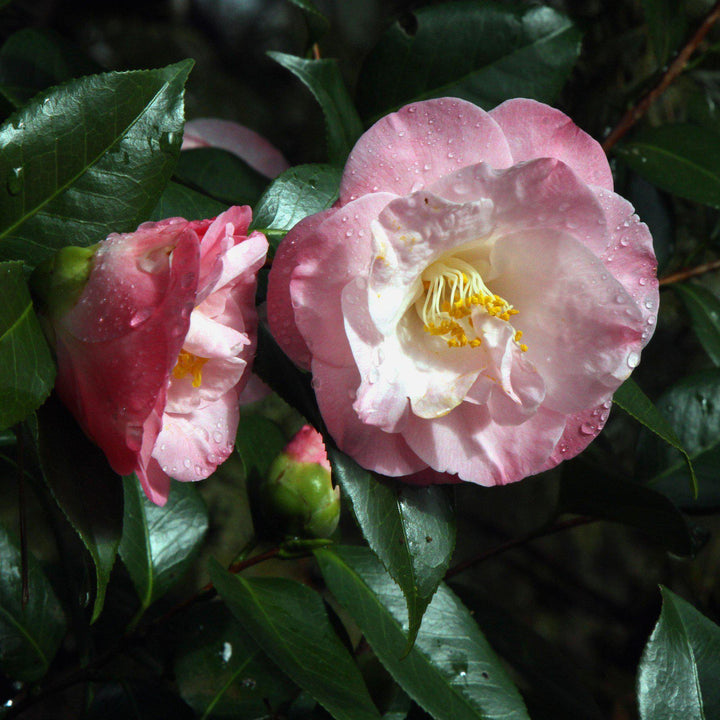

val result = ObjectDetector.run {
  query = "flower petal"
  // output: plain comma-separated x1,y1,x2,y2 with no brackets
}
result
340,97,513,203
489,98,613,191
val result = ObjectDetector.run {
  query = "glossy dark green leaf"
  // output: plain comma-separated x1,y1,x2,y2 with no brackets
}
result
235,412,287,479
37,397,123,622
149,180,228,222
329,448,455,646
268,53,363,165
558,459,700,556
0,27,101,108
638,587,720,720
0,60,192,265
614,377,697,496
250,164,341,251
0,520,66,681
641,0,687,66
119,475,208,619
674,284,720,366
209,560,382,720
638,370,720,510
287,0,329,44
0,261,55,431
615,124,720,209
174,601,296,719
357,1,581,119
316,546,530,720
174,148,268,206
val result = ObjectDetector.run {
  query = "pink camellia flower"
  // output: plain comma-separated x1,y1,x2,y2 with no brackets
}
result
267,98,658,486
42,207,268,505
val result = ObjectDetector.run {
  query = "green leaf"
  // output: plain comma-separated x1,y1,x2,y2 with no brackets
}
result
37,397,123,622
642,0,687,67
85,681,195,720
329,448,455,647
0,60,193,265
558,458,701,556
0,27,101,108
637,587,720,720
614,377,697,497
173,148,269,206
286,0,330,45
148,180,228,222
674,283,720,366
357,1,582,119
119,475,208,620
0,261,55,430
174,601,297,719
209,559,382,720
637,370,720,510
615,124,720,209
268,53,363,165
250,164,341,251
235,412,287,479
0,520,66,681
316,546,530,720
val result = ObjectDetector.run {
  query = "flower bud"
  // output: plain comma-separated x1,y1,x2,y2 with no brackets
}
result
259,425,340,539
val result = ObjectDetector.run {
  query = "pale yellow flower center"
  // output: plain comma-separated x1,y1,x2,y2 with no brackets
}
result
416,257,527,351
172,350,209,388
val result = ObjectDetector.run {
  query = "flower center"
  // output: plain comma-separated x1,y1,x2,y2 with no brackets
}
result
172,350,209,388
416,257,527,351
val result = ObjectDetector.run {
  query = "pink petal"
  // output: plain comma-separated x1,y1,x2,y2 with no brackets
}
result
290,193,397,368
489,99,613,191
267,210,335,370
340,98,513,204
152,389,240,482
404,402,566,486
55,228,200,475
182,118,290,178
428,159,610,257
488,228,645,414
312,360,428,477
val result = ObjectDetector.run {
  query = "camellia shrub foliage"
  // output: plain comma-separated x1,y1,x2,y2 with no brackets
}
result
1,1,720,718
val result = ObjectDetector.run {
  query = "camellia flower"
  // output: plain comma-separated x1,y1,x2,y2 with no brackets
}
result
267,98,658,486
35,207,268,505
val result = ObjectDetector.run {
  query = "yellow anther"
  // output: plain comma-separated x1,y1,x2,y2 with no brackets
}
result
514,330,523,342
470,338,482,347
520,344,528,352
172,350,209,388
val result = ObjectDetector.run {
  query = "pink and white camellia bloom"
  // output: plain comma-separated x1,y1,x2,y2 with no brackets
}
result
52,207,268,505
267,98,659,486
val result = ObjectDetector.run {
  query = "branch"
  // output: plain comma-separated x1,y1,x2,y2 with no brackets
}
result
659,258,720,286
602,0,720,153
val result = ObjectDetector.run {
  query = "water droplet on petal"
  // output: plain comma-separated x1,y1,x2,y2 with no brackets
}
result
580,422,595,435
627,352,640,368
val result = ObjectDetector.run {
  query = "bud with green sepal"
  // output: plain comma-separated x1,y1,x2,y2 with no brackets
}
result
258,425,340,539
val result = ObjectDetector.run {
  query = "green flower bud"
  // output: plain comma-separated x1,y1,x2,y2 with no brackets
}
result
259,425,340,539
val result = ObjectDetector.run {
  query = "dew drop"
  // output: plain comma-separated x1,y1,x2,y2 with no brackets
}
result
129,308,152,327
407,106,416,113
639,277,648,286
647,316,655,325
627,352,640,368
580,422,595,435
183,458,191,468
213,431,223,443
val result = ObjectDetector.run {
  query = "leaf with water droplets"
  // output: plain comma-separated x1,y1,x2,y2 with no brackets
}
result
638,587,720,720
614,377,697,498
316,545,530,720
637,370,720,510
0,261,55,431
357,1,581,119
0,60,193,265
119,474,208,624
615,124,720,209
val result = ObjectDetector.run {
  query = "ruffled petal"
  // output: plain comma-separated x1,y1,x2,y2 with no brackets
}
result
340,97,513,203
488,228,645,413
489,98,613,191
311,360,428,476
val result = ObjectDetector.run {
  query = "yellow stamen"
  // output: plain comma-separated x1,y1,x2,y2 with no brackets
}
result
172,350,209,388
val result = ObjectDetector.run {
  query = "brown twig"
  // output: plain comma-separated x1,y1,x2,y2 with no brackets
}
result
659,258,720,286
602,0,720,153
444,516,596,580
